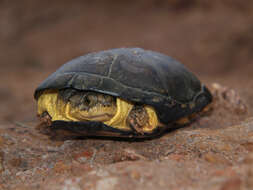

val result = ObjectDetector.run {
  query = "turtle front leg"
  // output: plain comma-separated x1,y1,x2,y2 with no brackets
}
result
126,105,150,134
38,111,52,126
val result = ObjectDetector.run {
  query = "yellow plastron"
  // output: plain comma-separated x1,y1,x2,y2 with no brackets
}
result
37,90,159,132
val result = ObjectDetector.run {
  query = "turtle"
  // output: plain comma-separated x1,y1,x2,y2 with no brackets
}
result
34,48,212,138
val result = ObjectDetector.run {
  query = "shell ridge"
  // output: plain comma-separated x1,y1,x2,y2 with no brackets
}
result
107,54,118,77
66,73,78,88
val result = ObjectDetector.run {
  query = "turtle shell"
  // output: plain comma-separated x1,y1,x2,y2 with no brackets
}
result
34,48,212,125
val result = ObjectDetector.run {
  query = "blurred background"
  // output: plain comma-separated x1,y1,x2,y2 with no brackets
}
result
0,0,252,123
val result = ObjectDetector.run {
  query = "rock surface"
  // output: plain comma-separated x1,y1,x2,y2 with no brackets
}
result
0,107,252,189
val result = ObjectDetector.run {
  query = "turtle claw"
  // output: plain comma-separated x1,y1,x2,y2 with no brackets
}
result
38,111,52,126
127,106,150,134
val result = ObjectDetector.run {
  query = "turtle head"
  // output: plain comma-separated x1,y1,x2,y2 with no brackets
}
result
37,89,117,122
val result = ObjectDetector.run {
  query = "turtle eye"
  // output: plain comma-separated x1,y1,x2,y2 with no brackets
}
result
83,94,99,106
82,95,91,105
78,95,92,111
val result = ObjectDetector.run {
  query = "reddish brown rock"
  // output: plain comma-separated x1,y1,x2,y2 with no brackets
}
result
220,177,242,190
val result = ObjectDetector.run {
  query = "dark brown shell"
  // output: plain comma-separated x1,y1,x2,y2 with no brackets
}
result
34,48,212,124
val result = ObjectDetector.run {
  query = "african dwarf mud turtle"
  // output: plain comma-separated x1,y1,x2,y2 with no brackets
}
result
34,48,212,138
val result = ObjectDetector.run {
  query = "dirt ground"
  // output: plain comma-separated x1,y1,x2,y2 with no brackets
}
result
0,1,253,189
